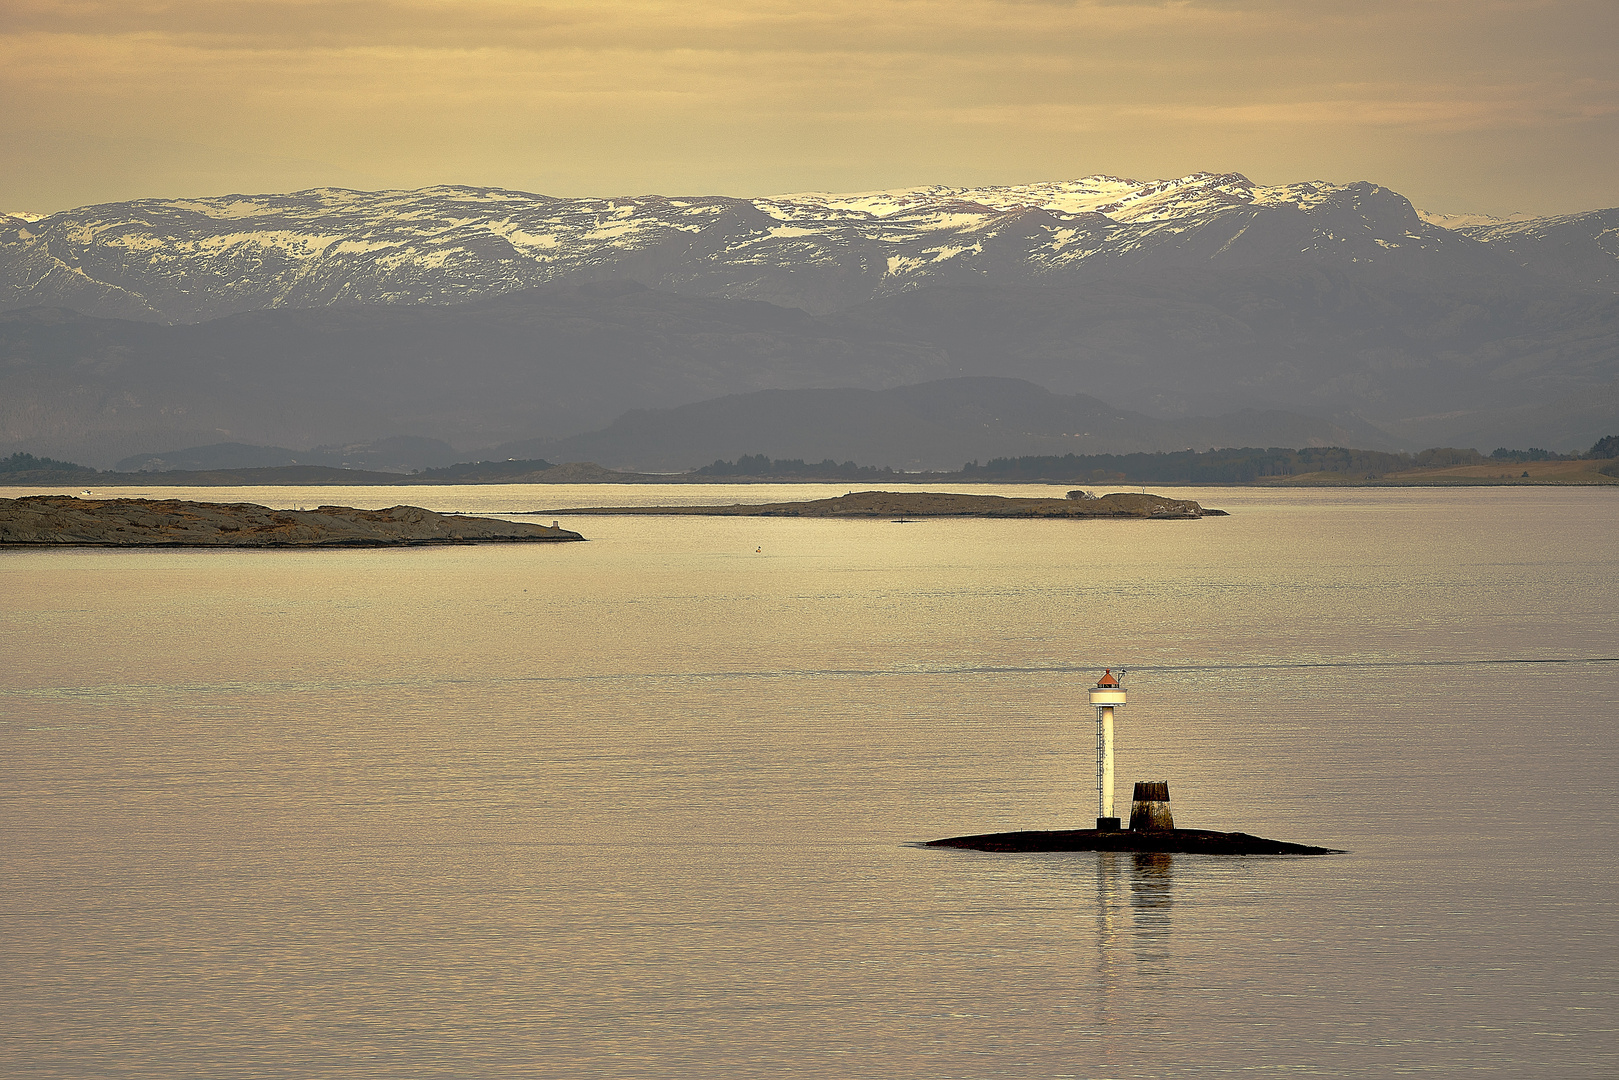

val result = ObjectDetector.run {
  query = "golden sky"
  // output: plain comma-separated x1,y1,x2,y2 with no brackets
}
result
3,0,1616,214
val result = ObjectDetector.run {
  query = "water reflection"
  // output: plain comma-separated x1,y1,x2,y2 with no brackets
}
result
1095,851,1176,1035
1096,852,1175,963
1127,853,1174,964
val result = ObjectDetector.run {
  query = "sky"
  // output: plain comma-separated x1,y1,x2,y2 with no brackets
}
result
3,0,1616,216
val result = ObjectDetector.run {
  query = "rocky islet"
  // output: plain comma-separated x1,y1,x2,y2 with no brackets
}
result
0,496,584,547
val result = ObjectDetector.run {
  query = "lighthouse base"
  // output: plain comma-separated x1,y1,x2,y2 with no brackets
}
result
925,827,1344,856
1096,817,1122,831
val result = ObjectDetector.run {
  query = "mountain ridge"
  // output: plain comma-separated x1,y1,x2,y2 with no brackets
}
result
7,172,1607,326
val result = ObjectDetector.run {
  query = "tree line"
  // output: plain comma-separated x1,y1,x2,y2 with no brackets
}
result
695,454,905,480
957,437,1619,483
1,452,96,477
6,436,1617,484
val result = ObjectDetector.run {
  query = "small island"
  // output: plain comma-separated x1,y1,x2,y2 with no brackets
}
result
926,828,1344,856
0,496,585,547
536,490,1221,519
927,681,1344,857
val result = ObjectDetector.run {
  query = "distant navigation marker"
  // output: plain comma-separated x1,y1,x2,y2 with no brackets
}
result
925,667,1344,854
1090,669,1126,830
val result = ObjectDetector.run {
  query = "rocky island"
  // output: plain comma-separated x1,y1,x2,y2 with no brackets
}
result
539,490,1220,518
0,496,584,547
926,828,1344,856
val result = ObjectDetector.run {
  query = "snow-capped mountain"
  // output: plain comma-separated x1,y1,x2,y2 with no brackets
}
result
4,173,1617,465
1450,209,1619,293
0,172,1556,324
1416,209,1537,230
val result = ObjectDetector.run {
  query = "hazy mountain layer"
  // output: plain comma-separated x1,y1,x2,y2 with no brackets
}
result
0,286,956,465
6,264,1619,466
839,267,1619,423
515,377,1386,473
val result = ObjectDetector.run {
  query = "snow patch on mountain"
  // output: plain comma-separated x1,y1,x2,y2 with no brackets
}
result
770,176,1151,219
1448,208,1619,292
1417,209,1538,230
2,173,1608,323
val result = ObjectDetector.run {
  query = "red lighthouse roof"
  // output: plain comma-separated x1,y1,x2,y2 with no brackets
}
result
1096,669,1119,687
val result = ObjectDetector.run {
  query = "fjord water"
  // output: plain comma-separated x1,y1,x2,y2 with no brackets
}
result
3,484,1616,1079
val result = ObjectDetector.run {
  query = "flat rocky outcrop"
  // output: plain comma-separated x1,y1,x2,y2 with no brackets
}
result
0,496,584,547
927,828,1344,856
544,490,1216,518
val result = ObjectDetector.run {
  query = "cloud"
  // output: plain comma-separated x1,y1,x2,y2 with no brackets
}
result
2,0,1615,212
949,80,1619,135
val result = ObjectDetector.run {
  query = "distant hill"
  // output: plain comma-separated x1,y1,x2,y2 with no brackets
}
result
111,436,460,473
0,289,950,466
835,269,1619,434
517,377,1387,472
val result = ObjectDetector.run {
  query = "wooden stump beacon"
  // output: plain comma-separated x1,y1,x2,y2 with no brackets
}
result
926,671,1345,856
1129,781,1174,832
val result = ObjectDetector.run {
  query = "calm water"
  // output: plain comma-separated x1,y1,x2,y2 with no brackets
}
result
3,484,1617,1078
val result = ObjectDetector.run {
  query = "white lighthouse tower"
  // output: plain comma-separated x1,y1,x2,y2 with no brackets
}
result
1089,669,1126,830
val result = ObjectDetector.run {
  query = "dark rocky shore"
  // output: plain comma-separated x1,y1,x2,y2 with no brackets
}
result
542,490,1219,519
927,828,1344,855
0,496,585,547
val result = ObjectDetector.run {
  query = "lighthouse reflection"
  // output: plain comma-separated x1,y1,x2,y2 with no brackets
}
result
1094,851,1176,1028
1124,852,1174,962
1095,851,1175,962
